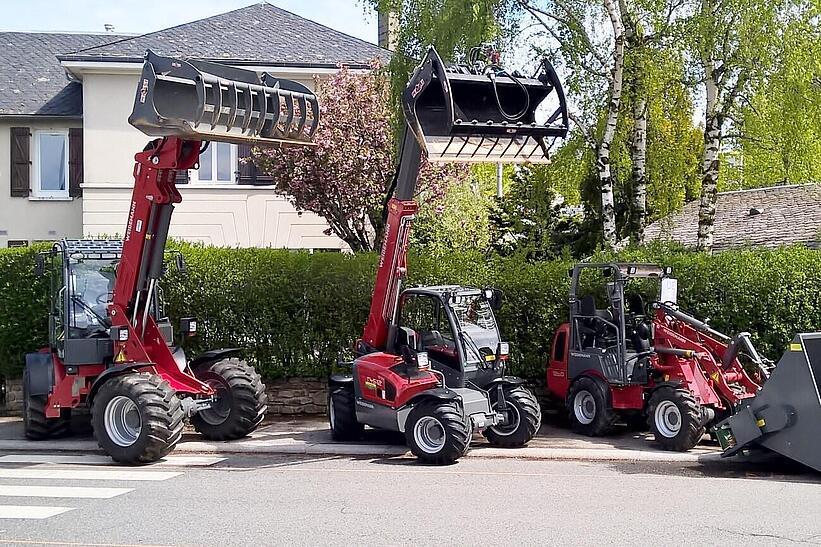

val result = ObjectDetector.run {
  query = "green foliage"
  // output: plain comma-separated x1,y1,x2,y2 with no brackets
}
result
4,243,821,381
411,177,492,255
733,15,821,187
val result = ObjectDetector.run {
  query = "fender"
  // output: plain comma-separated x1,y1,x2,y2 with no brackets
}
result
405,387,460,405
24,352,55,397
329,374,354,388
88,363,151,404
483,375,527,389
189,348,242,370
396,387,461,433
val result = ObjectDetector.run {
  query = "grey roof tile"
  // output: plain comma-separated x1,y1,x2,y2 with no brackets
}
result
643,183,821,251
59,2,388,67
0,32,127,116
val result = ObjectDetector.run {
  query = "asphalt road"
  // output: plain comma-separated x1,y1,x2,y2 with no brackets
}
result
0,452,819,546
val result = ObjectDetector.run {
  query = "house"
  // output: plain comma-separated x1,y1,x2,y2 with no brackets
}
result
643,183,821,251
0,2,388,248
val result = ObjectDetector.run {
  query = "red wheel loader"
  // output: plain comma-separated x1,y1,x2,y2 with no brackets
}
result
23,51,319,463
546,263,767,451
328,45,569,464
547,263,821,474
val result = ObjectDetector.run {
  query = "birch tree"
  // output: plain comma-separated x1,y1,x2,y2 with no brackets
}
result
686,0,784,252
517,0,625,247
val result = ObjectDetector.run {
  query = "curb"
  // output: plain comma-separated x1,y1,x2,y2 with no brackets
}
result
0,438,728,465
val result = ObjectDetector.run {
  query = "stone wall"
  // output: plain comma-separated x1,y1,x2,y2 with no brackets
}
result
0,377,22,415
0,376,329,417
264,377,328,416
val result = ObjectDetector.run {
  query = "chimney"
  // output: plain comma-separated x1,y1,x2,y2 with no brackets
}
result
377,10,399,50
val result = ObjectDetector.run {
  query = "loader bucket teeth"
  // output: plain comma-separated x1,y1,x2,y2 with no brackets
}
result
129,50,319,147
717,333,821,472
402,46,569,164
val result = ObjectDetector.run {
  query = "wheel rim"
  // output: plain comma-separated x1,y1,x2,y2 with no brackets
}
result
413,416,447,454
489,399,521,436
197,378,232,426
104,395,142,447
655,400,682,438
573,390,596,425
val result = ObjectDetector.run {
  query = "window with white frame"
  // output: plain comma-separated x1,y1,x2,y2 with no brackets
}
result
192,142,237,183
33,130,69,198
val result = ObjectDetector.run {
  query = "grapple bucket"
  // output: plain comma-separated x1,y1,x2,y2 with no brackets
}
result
716,333,821,472
402,46,569,163
129,50,319,146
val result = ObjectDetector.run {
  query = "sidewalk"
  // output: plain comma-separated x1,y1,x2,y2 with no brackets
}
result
0,414,730,465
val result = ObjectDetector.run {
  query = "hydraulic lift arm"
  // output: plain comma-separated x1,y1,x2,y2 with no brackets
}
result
108,51,319,391
358,45,569,355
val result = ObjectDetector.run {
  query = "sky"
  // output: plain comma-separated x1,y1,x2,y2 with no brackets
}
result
0,0,378,43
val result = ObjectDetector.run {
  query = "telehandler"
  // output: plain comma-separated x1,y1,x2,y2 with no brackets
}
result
24,51,319,463
328,45,569,464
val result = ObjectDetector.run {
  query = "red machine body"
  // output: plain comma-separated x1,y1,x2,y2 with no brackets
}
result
44,138,212,418
547,308,761,413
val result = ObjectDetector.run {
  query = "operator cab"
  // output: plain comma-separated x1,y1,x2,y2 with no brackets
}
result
567,263,676,385
390,285,508,388
36,239,182,368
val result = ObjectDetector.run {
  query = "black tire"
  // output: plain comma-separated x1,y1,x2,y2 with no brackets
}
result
566,376,617,436
328,385,364,441
648,386,705,451
484,385,541,447
91,373,184,464
405,400,470,464
191,358,267,440
23,392,70,440
22,365,70,440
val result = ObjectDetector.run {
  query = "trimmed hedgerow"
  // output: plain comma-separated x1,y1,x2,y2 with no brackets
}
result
2,242,820,380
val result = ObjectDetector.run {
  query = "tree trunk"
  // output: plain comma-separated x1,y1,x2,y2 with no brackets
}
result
697,64,722,253
630,89,647,243
599,0,625,248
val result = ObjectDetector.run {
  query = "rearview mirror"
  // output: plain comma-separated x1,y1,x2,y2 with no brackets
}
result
34,254,46,277
174,253,187,275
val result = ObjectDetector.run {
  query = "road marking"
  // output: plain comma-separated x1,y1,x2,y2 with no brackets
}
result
0,454,225,467
0,540,177,547
0,469,181,482
0,505,73,519
0,485,133,499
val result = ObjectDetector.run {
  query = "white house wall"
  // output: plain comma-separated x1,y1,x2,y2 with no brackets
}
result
80,70,344,249
0,120,83,247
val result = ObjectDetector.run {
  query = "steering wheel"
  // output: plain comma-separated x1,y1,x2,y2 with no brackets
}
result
96,293,111,305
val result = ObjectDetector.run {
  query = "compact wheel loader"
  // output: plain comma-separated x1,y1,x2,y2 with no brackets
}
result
546,263,821,473
328,45,569,464
23,51,319,463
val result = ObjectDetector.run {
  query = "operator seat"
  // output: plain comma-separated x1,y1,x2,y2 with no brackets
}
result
626,294,652,352
578,294,614,348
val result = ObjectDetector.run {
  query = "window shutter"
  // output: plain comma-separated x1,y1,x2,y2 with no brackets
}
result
175,169,189,184
10,127,31,197
68,128,83,198
237,144,273,185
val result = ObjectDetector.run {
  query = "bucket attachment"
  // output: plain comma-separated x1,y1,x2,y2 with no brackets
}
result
402,46,569,164
129,50,319,146
716,333,821,472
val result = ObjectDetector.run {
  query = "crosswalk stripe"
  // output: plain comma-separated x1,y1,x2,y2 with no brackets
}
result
0,484,133,499
0,505,73,519
0,468,181,482
0,454,225,467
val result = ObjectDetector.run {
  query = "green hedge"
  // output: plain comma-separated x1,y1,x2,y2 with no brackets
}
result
2,243,821,380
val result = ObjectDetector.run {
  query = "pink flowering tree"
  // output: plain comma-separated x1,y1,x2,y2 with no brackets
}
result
253,61,460,252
